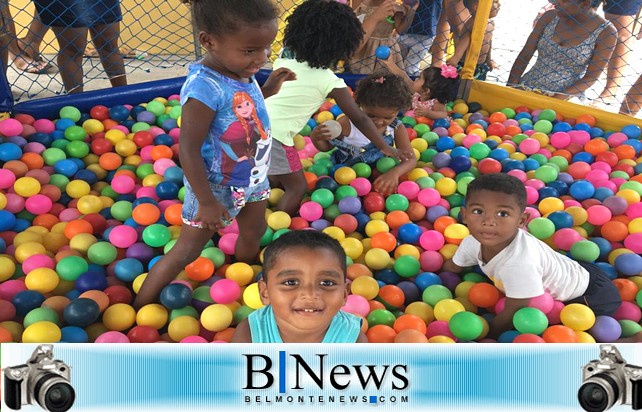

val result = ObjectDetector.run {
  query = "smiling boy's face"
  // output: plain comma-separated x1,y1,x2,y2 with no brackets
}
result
259,246,348,342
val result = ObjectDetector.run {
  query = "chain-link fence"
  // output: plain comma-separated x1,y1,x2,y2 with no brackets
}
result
2,0,642,118
1,0,196,107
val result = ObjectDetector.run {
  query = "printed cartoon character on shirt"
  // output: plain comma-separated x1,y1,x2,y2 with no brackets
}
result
220,91,271,186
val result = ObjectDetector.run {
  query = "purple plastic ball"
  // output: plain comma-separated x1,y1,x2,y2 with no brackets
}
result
588,315,622,342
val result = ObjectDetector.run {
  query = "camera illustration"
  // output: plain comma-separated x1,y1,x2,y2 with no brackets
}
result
3,345,75,412
578,344,642,412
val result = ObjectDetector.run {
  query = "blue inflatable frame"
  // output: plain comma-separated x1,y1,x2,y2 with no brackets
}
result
5,69,366,119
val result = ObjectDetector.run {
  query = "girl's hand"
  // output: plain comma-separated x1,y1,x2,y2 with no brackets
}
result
261,68,297,98
310,124,335,141
374,172,399,196
413,107,430,118
193,200,231,231
372,0,397,21
382,145,413,162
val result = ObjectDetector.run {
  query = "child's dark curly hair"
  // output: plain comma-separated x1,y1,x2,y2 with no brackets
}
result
420,67,460,104
465,173,527,212
283,0,364,70
354,71,413,112
182,0,278,37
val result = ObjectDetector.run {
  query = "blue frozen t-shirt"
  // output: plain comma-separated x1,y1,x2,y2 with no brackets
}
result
180,64,272,187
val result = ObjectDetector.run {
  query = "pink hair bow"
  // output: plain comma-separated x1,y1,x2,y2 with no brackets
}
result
441,64,458,79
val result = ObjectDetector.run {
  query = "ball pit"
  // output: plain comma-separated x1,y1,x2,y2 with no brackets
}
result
1,93,642,345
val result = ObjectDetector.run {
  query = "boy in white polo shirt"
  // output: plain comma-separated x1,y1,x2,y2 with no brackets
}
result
443,173,622,339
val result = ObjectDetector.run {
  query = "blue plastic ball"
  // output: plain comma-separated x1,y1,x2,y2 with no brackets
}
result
398,223,423,244
61,326,89,343
375,45,390,59
569,180,595,201
159,283,193,309
63,298,100,327
12,290,46,317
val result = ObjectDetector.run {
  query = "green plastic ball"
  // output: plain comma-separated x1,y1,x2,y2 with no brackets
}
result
538,109,557,122
449,311,483,341
376,157,398,173
352,162,372,178
422,284,453,307
385,193,409,211
146,100,166,117
87,241,118,265
56,255,89,281
42,148,67,166
570,240,600,263
59,106,82,122
200,246,226,267
512,307,548,335
64,125,87,141
366,309,396,327
335,185,358,201
142,224,171,247
393,255,421,278
310,188,334,208
527,217,556,240
65,141,90,158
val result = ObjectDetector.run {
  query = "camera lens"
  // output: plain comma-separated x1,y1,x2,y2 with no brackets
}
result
34,373,75,412
578,374,619,412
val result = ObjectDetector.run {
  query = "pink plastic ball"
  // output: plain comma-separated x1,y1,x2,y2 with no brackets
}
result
462,134,482,148
154,158,177,175
350,177,372,197
111,175,136,194
341,294,370,317
419,230,445,251
397,181,420,200
506,169,527,182
180,335,208,343
0,279,27,301
140,146,154,161
299,201,324,222
591,161,612,173
24,142,46,154
22,254,56,274
0,169,16,189
426,320,456,340
59,208,82,222
525,186,539,205
136,186,160,200
4,193,25,213
606,132,627,147
109,225,139,248
626,203,642,219
587,205,612,226
169,128,180,142
25,194,53,214
546,301,566,325
529,292,554,314
33,119,56,134
624,233,642,254
209,278,241,304
95,331,130,343
553,228,583,250
417,188,441,207
519,138,540,155
0,118,24,136
585,169,609,184
613,301,642,322
524,179,545,190
568,130,590,146
218,233,238,255
524,207,541,222
148,126,164,137
550,132,571,148
219,219,239,235
419,250,444,272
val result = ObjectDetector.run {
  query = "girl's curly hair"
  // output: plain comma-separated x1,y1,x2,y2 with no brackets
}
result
283,0,364,70
182,0,278,36
419,67,460,104
354,71,413,112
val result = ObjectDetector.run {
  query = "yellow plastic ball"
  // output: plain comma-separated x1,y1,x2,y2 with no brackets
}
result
77,195,104,214
439,244,459,260
433,298,465,321
115,139,138,157
0,192,7,209
340,237,364,260
13,231,43,246
365,220,389,237
142,173,163,187
444,223,470,242
629,218,642,234
323,226,346,242
316,111,334,123
136,303,168,329
334,166,357,185
69,233,98,254
103,303,137,331
226,262,255,286
22,321,61,343
14,176,41,197
539,197,565,215
565,206,588,226
452,102,469,115
617,188,641,205
293,134,306,150
468,128,487,139
82,118,104,134
560,303,595,331
435,177,457,196
201,304,233,332
66,180,91,198
267,210,291,231
14,242,47,263
350,275,380,300
454,280,476,298
411,138,428,152
105,129,127,144
168,315,200,342
243,282,264,309
268,188,284,207
576,331,597,343
509,152,527,161
428,335,456,343
608,248,635,266
0,256,16,281
369,211,387,222
393,244,420,260
405,301,434,324
86,164,108,180
25,268,59,293
364,247,390,270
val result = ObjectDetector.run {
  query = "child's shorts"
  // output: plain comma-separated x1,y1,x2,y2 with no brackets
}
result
33,0,122,28
566,262,622,316
268,139,302,175
181,179,270,229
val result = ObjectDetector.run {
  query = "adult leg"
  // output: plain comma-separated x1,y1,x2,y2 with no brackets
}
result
89,22,127,87
234,199,268,263
598,12,638,104
51,25,88,93
620,74,642,115
133,224,216,309
270,171,307,216
15,13,48,61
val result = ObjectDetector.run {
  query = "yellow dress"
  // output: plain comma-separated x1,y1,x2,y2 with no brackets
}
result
348,4,405,75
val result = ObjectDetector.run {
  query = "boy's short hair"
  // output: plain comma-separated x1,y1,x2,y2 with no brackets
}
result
262,230,347,280
465,173,527,211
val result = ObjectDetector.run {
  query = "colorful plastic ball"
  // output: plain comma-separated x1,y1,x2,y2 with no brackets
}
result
512,307,548,335
126,325,160,343
351,276,380,300
529,292,554,314
209,278,241,304
393,255,421,278
25,268,59,293
142,224,171,247
95,331,130,343
136,303,168,329
225,262,254,286
102,303,136,331
63,298,100,327
527,217,556,239
242,282,263,310
448,311,483,341
201,304,233,332
467,282,500,308
422,284,453,306
22,321,61,343
364,248,391,270
570,240,600,263
342,294,371,317
87,242,118,265
108,225,138,248
542,325,578,343
159,283,193,309
615,253,642,276
588,315,622,342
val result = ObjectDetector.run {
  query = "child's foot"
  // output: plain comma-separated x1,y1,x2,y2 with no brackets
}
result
8,40,51,74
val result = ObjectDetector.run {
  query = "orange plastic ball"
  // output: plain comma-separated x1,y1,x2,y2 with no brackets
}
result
600,221,629,242
132,203,161,226
164,203,183,226
98,152,123,171
370,232,397,252
542,325,578,343
394,328,428,343
468,282,501,308
346,263,373,281
366,324,397,343
613,278,638,301
63,219,94,239
185,256,215,281
385,210,411,229
377,285,405,309
393,314,427,334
